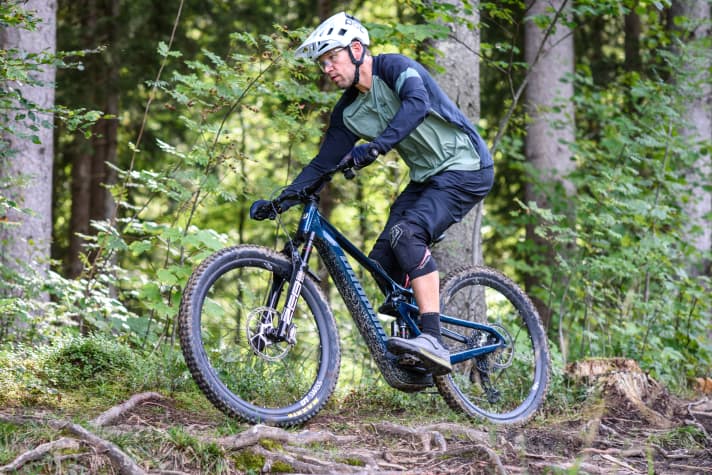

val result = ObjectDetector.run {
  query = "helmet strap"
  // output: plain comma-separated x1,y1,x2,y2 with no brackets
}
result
347,42,365,87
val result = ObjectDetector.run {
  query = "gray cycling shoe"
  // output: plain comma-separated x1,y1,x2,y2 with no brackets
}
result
387,333,452,376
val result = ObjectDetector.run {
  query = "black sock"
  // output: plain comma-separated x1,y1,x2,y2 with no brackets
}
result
420,312,441,339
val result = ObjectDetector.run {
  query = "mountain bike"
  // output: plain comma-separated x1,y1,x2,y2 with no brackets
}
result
178,156,551,427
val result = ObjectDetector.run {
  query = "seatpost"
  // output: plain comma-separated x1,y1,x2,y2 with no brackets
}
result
277,231,316,343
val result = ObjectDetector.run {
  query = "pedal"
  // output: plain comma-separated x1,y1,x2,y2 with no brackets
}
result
378,300,399,317
396,353,430,374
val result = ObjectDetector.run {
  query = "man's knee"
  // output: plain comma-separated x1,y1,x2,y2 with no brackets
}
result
389,221,437,279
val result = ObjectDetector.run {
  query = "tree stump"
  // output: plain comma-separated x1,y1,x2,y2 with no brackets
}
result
566,357,675,428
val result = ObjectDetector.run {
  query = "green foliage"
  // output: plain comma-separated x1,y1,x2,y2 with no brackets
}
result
514,42,711,387
95,28,338,345
0,2,102,157
474,0,711,393
40,334,137,388
0,333,190,403
1,0,104,344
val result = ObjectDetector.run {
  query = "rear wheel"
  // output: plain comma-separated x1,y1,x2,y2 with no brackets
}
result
436,266,550,424
178,245,340,426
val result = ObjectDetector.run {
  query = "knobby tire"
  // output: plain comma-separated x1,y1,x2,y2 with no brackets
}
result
436,266,550,424
178,245,340,426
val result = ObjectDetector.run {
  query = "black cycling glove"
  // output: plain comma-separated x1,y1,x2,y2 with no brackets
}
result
249,199,279,220
350,143,380,170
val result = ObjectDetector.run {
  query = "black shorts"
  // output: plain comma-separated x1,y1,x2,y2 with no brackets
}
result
369,166,494,284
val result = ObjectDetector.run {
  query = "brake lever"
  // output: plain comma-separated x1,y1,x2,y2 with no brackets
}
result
338,152,356,180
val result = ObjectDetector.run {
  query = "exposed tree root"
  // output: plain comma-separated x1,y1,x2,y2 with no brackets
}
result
90,391,165,428
210,423,358,449
0,413,147,474
2,384,711,474
251,444,368,473
372,421,448,451
422,422,490,443
0,437,81,472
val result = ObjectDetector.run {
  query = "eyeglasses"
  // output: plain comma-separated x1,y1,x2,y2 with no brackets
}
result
317,48,346,71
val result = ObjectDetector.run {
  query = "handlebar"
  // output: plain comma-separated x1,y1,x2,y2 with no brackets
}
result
271,153,356,209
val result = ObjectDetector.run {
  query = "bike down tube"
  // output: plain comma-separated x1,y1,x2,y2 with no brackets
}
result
299,203,393,336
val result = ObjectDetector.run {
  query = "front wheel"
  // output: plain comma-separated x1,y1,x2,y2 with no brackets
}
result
178,245,340,426
436,266,550,424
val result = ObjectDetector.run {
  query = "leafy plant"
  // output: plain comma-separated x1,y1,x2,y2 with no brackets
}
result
514,44,711,388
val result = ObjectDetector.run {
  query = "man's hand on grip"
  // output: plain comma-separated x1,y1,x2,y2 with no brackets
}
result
250,199,278,220
350,143,380,170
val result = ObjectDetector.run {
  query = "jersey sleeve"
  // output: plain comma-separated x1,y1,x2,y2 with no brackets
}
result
284,91,359,194
371,56,430,154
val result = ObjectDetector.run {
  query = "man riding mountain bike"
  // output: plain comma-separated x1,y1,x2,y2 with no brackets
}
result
251,12,494,375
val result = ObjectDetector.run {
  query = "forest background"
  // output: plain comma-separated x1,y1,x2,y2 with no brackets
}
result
0,0,710,422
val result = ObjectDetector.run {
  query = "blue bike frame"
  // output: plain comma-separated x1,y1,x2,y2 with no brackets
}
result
292,200,507,366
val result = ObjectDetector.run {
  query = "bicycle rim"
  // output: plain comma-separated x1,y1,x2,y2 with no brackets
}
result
436,266,550,424
179,246,339,426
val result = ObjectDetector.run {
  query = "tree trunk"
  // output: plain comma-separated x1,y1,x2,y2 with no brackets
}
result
523,0,576,326
428,0,484,271
671,0,711,277
67,0,120,278
624,6,642,73
0,0,57,300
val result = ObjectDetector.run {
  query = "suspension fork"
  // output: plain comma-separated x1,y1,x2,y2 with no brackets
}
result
276,231,316,343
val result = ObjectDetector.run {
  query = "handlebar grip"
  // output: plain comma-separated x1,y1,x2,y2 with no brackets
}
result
343,168,356,180
338,152,354,170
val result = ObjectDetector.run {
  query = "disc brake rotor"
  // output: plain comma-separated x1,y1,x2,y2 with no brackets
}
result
246,306,292,362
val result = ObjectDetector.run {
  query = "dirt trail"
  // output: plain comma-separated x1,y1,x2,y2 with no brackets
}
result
1,360,711,474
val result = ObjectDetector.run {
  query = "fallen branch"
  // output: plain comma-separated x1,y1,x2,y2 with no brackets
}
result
686,397,712,440
599,453,642,473
0,437,81,472
580,447,646,458
90,392,165,428
669,464,712,473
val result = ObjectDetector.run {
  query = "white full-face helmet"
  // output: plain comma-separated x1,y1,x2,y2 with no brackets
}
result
295,12,370,61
